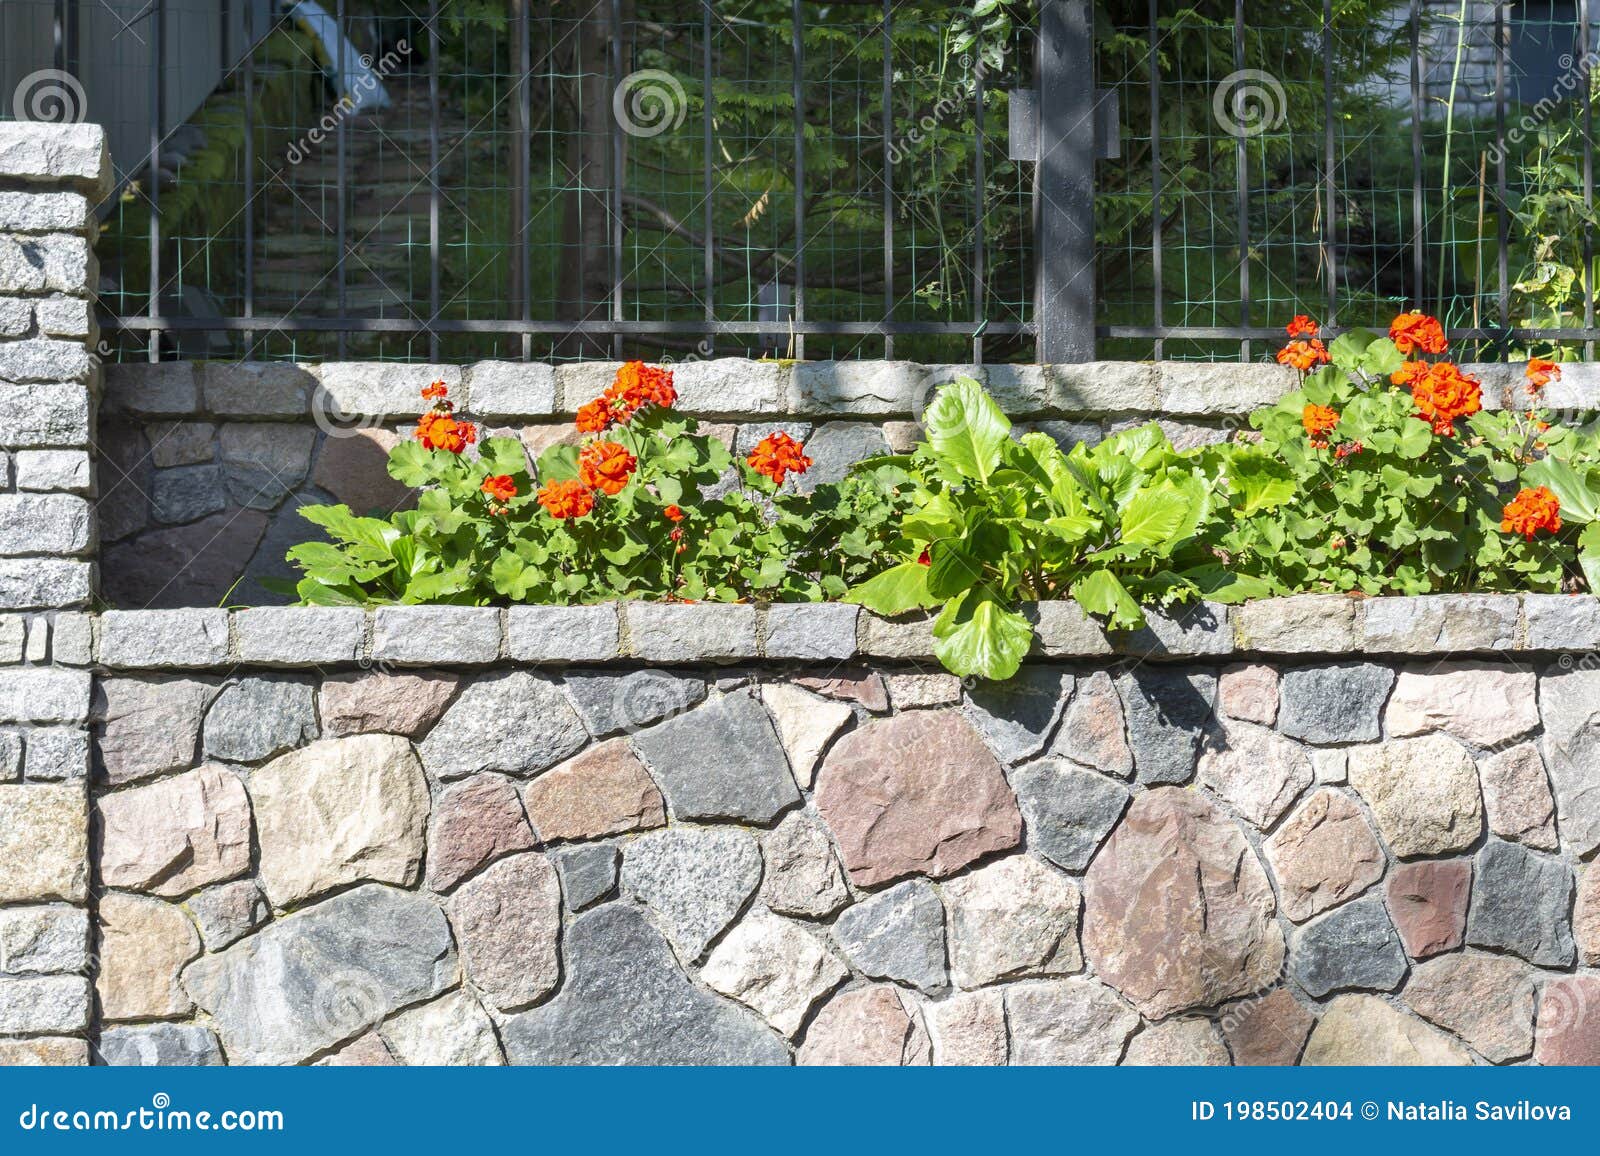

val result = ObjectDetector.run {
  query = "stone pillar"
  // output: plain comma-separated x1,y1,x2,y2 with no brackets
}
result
0,122,110,1065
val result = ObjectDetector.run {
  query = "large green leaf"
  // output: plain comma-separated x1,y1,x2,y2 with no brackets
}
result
1525,455,1600,523
1070,568,1142,628
1581,522,1600,591
1227,451,1297,515
931,590,1033,680
1119,477,1205,552
926,542,984,599
845,561,935,615
922,377,1010,483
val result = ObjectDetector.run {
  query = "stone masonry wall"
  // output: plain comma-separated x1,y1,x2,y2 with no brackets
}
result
0,123,111,1065
42,596,1600,1066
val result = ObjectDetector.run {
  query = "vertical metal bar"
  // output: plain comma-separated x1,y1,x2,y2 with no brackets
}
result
882,0,894,359
1148,0,1162,361
1323,0,1337,326
427,0,441,360
52,0,64,74
1410,0,1424,307
1233,0,1249,361
243,0,255,351
973,65,986,366
792,0,806,360
518,0,532,359
702,0,715,352
147,0,164,362
1584,0,1594,359
609,0,625,359
220,0,230,74
1495,2,1508,349
1034,0,1095,363
335,0,347,358
66,0,79,82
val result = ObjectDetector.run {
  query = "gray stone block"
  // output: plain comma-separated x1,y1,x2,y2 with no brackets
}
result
103,362,199,417
624,602,757,662
1,383,90,447
0,904,87,973
0,493,90,555
0,190,90,233
1278,662,1395,745
0,975,89,1034
150,463,225,524
630,689,800,823
1466,839,1574,967
1362,594,1519,653
1237,594,1360,652
551,843,620,911
1158,362,1295,415
314,362,461,419
0,299,29,337
506,605,619,662
763,603,859,660
98,609,229,669
372,606,502,664
857,610,936,658
1009,757,1129,871
964,666,1072,764
0,234,90,294
1050,361,1160,413
235,607,365,665
0,337,91,384
203,676,318,763
1289,895,1408,999
218,424,315,509
417,671,585,780
794,421,889,492
32,296,91,339
1526,594,1600,651
831,879,948,992
466,361,557,418
1027,601,1114,657
199,362,314,417
97,1023,224,1066
1113,601,1233,656
13,449,90,493
0,559,89,608
671,359,793,415
560,669,706,737
0,667,90,723
795,361,927,415
23,728,88,781
1116,667,1217,784
50,612,91,665
0,123,111,192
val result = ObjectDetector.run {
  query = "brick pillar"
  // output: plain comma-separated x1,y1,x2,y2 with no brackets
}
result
0,122,110,1065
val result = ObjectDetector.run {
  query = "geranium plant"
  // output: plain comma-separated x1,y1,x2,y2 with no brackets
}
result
1216,312,1600,594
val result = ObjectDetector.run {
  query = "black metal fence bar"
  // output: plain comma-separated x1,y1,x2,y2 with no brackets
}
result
1585,0,1595,361
147,0,163,363
1496,3,1509,339
428,0,441,361
1321,0,1335,327
110,316,1033,336
882,0,894,361
1148,0,1162,362
791,0,806,361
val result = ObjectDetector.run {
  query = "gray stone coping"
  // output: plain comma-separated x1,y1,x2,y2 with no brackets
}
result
83,594,1600,670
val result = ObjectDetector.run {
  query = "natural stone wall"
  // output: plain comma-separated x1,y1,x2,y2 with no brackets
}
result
0,123,111,1066
43,600,1600,1066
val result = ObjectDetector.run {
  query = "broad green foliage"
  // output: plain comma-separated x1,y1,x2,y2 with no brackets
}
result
842,377,1283,680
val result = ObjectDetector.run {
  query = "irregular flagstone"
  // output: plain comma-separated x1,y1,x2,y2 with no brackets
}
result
701,906,849,1038
445,853,562,1012
1122,1019,1231,1066
794,669,888,711
1277,663,1395,746
815,709,1022,888
1302,994,1472,1065
1216,663,1279,726
1537,665,1600,855
1050,670,1133,777
93,677,212,785
417,671,587,780
1465,838,1574,967
620,826,762,961
187,879,269,952
1578,867,1600,967
560,670,706,738
501,905,788,1065
1263,789,1385,922
96,891,200,1021
522,738,665,841
1114,668,1216,784
1347,734,1482,858
203,676,318,763
1405,953,1536,1063
1478,743,1559,851
97,1024,223,1067
1197,718,1313,829
1385,664,1539,749
249,734,430,909
551,843,619,911
1533,975,1600,1065
760,683,853,789
96,764,251,897
319,671,459,738
1288,894,1408,999
630,690,800,824
759,810,850,919
425,774,536,893
1008,758,1128,872
315,1031,398,1067
1387,860,1472,959
963,667,1072,764
797,985,931,1065
886,673,962,710
924,989,1007,1066
1004,978,1140,1065
182,885,458,1066
1083,788,1284,1019
381,989,505,1066
1218,989,1315,1066
944,855,1083,989
831,879,948,992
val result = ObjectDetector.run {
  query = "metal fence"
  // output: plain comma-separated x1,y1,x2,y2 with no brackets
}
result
7,0,1600,363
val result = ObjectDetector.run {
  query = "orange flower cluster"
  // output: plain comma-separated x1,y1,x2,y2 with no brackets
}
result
414,382,479,454
663,504,685,522
1501,486,1562,541
481,474,517,502
575,361,678,433
536,478,595,520
1277,339,1330,372
1389,311,1448,356
747,431,812,487
1406,361,1482,436
578,440,638,496
1286,315,1319,339
1526,358,1561,392
1302,403,1339,449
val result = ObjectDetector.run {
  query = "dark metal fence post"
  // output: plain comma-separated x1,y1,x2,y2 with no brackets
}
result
1034,0,1095,364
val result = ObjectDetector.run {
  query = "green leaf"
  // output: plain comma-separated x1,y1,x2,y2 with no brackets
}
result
1581,522,1600,591
479,436,531,477
1070,569,1143,628
1119,477,1204,551
931,590,1033,681
1526,455,1600,523
1227,451,1297,515
536,443,578,483
926,542,985,599
386,440,436,488
845,561,935,615
922,377,1010,483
